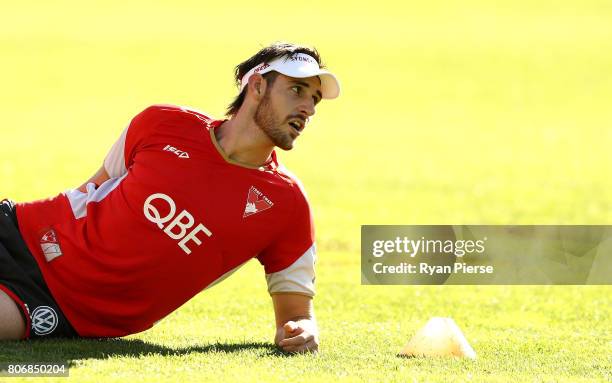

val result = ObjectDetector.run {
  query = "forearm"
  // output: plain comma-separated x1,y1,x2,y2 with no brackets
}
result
77,165,110,192
272,293,315,328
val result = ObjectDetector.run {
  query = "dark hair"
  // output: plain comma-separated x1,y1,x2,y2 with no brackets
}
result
225,42,324,117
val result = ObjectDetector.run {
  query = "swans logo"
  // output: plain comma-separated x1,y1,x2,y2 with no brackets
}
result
144,193,213,254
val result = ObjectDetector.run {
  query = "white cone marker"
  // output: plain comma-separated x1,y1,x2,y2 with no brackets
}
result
399,317,476,359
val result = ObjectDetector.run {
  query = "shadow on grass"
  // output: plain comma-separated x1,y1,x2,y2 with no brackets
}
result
0,338,294,367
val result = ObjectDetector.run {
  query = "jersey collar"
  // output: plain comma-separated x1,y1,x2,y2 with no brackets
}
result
209,120,278,172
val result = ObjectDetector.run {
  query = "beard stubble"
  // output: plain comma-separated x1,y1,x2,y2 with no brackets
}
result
254,93,294,150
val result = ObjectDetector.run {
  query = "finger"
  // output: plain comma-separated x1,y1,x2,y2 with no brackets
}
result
283,324,304,339
283,321,298,333
283,338,318,354
279,332,314,347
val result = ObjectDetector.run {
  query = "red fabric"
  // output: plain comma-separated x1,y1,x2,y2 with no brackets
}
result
16,105,314,337
0,283,31,339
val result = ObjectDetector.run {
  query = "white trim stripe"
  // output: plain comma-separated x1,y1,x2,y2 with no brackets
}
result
204,261,248,291
265,244,316,297
64,174,128,219
104,126,128,178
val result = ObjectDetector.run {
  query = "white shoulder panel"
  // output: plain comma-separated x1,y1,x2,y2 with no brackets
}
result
103,126,129,178
265,244,316,297
64,173,128,219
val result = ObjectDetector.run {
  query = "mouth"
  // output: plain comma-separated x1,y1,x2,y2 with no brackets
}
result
288,118,305,135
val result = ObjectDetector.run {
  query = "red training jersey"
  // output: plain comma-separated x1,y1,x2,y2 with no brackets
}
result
16,104,316,337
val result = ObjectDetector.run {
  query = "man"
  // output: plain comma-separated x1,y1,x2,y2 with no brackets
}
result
0,42,340,354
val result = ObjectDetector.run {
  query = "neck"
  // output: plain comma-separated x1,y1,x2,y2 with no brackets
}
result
214,112,275,167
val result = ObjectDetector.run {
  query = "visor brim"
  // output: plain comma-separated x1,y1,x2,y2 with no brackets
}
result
273,67,340,99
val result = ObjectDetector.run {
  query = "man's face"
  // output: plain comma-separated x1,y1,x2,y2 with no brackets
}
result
254,73,322,150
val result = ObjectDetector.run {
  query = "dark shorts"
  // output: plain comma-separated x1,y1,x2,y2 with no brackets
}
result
0,199,78,339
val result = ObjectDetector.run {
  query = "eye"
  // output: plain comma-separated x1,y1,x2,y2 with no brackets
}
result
313,95,321,105
291,85,301,94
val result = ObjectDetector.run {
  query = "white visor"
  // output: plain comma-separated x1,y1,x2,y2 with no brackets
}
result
240,53,340,99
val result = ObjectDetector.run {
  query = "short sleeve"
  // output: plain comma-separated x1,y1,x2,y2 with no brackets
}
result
257,182,316,297
264,244,316,297
103,126,128,178
103,105,166,178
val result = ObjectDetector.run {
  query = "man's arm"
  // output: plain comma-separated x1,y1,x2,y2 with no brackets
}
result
272,293,319,353
76,165,110,193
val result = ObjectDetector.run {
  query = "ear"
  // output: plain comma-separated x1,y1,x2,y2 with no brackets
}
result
247,74,267,101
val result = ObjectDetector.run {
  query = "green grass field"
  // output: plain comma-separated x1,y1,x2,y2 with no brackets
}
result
1,1,611,382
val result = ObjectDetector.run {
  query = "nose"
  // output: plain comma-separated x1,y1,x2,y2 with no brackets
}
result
300,98,316,118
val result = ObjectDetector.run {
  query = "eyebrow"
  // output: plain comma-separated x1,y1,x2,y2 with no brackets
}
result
291,80,323,101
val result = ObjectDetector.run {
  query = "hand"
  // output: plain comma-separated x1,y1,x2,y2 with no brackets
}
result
275,319,319,354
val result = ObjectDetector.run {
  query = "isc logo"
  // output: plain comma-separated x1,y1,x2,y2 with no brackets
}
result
143,193,212,254
163,144,190,159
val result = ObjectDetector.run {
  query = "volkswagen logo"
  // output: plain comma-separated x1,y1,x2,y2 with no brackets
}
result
31,306,58,336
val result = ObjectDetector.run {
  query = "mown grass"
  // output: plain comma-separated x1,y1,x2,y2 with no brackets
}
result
0,274,610,382
1,1,611,382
